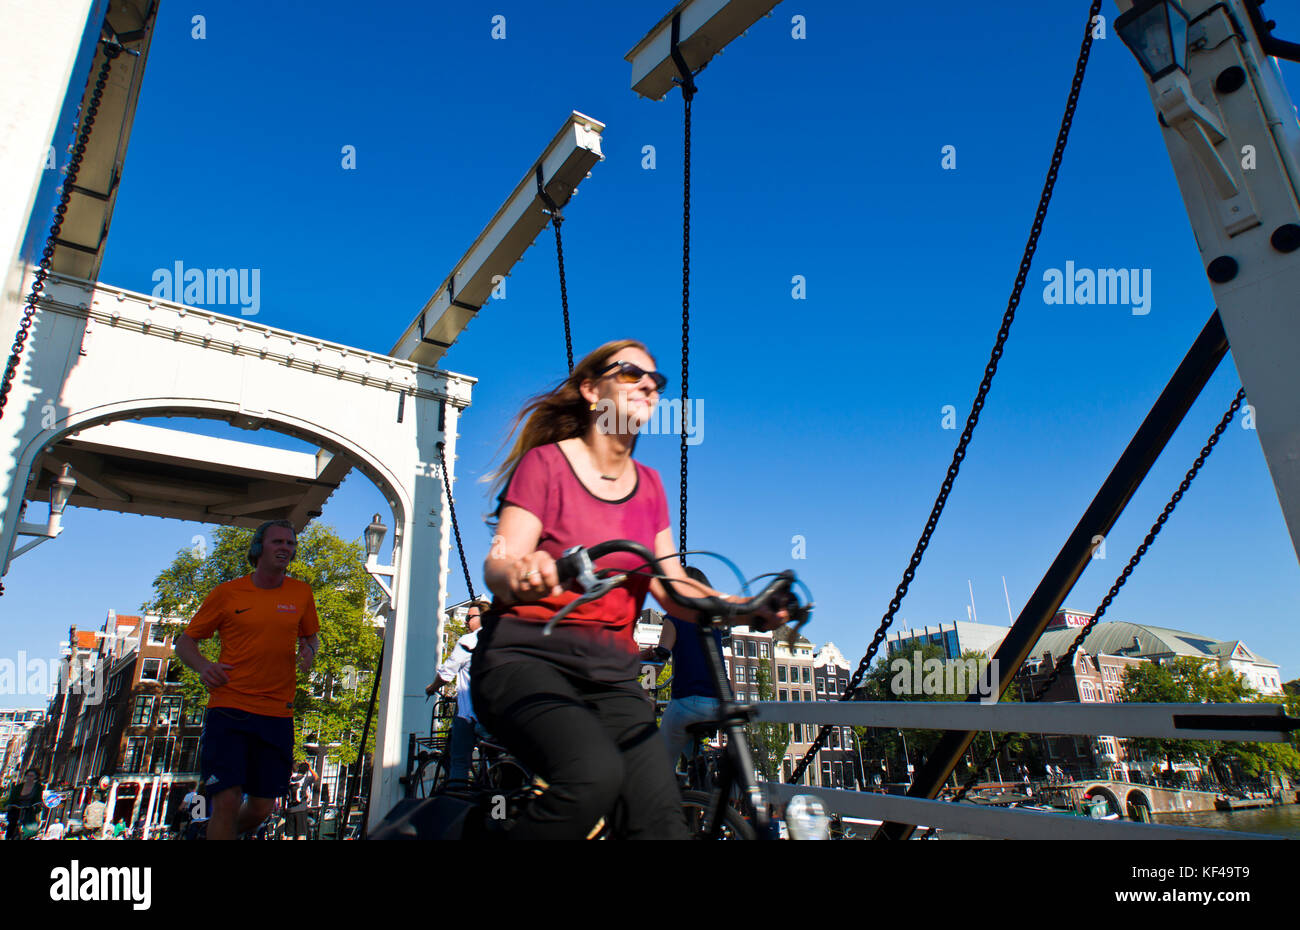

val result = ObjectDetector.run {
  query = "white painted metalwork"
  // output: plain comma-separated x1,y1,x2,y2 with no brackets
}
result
753,700,1295,742
763,782,1282,841
1116,0,1300,564
388,112,605,367
625,0,783,100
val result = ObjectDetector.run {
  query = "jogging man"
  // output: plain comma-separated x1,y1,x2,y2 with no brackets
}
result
175,520,320,841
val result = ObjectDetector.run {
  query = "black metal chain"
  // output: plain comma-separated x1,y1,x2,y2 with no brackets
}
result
1,43,120,420
939,386,1248,815
535,168,574,375
553,215,574,375
789,0,1106,785
678,90,694,566
0,39,120,599
437,441,477,603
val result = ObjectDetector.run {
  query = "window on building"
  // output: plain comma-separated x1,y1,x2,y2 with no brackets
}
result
839,678,848,693
164,661,183,684
791,690,800,702
817,677,826,694
1081,682,1093,701
149,737,175,773
177,737,200,772
158,696,182,726
760,643,769,659
802,667,810,683
131,695,153,726
783,758,792,782
779,689,788,701
183,704,205,727
778,665,787,683
830,729,840,749
805,691,812,702
140,658,162,682
822,762,833,786
122,736,146,772
148,622,168,645
746,641,757,659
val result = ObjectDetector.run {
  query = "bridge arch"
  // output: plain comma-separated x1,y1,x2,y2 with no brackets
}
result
1125,787,1154,821
1083,784,1122,815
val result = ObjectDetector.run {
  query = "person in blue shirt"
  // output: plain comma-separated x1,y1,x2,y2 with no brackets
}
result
653,566,727,767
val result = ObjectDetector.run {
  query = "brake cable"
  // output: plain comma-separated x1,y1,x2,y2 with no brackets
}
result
789,0,1107,786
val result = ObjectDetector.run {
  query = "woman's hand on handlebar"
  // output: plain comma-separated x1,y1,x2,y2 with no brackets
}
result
506,551,562,602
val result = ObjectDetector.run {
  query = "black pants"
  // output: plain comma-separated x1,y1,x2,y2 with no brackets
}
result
472,659,690,840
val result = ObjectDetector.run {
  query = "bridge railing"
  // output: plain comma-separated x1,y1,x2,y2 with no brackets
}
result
751,701,1296,840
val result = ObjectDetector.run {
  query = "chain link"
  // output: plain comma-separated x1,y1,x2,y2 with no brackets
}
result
0,40,119,598
790,0,1106,785
938,387,1247,819
437,441,477,603
678,92,693,565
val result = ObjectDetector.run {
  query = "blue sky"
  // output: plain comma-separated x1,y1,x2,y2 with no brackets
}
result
4,0,1299,706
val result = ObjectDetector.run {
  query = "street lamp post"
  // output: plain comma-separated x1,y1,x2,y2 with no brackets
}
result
362,514,395,628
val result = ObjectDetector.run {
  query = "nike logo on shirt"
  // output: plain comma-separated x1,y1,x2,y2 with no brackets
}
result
235,608,251,614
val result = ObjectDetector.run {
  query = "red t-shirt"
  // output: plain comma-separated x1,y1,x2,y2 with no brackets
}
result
480,443,670,682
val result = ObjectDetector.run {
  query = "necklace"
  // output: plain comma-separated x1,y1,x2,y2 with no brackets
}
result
594,454,629,481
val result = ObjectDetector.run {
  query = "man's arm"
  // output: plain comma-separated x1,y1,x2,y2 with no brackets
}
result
297,633,319,674
175,634,231,689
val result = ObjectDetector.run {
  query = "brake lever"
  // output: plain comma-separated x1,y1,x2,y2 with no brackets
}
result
542,572,629,636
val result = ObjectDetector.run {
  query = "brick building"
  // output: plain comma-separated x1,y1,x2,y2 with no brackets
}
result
812,643,857,789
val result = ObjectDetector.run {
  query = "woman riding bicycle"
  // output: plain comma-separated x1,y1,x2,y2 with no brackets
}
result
473,339,783,840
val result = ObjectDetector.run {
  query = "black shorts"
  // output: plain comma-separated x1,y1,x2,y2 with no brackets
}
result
199,706,293,800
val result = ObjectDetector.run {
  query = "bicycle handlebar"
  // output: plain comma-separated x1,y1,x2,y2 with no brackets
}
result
550,539,810,633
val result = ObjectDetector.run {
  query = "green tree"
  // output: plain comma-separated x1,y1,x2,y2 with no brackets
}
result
1120,657,1300,786
745,662,789,780
143,523,383,767
852,645,1028,786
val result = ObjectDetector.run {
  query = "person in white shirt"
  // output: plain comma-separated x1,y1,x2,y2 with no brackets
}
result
41,820,65,841
426,600,492,790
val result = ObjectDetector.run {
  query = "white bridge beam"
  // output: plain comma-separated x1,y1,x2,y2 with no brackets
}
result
752,700,1296,743
1115,0,1300,563
763,782,1282,841
388,112,605,367
626,0,783,100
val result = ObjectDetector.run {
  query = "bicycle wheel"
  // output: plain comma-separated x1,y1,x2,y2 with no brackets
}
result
680,790,756,840
418,757,448,798
484,758,530,796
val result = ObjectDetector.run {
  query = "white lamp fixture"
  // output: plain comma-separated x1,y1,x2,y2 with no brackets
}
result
7,464,78,564
362,513,396,624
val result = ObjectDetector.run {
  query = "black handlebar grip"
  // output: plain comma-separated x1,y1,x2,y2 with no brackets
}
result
555,547,583,587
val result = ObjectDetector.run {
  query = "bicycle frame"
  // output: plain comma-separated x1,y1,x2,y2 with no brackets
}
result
695,612,771,839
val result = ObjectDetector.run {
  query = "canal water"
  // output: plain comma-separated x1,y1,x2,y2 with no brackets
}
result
934,804,1300,839
1154,804,1300,838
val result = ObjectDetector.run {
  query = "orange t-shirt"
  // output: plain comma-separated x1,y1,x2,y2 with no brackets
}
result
184,575,320,718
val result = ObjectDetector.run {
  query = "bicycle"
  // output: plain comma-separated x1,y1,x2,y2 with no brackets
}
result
372,538,814,840
403,696,532,803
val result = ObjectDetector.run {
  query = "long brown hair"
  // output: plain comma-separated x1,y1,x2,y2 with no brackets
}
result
488,339,652,505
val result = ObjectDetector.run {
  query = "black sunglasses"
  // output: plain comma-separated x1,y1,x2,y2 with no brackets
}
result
599,360,668,393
